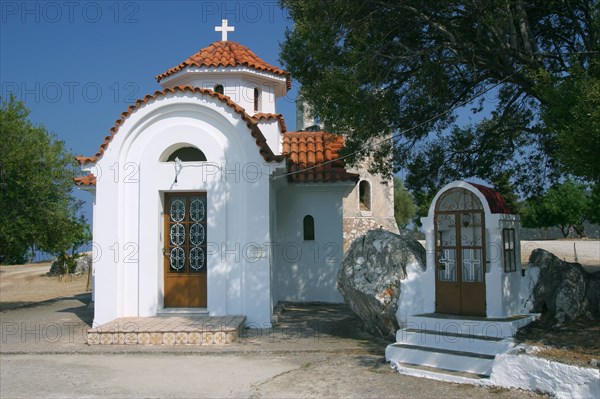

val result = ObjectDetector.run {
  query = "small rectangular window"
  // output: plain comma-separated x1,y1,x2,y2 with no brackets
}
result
359,180,371,211
254,88,261,113
503,228,517,272
303,215,315,241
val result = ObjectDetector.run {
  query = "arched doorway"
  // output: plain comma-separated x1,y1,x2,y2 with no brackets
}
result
434,188,486,316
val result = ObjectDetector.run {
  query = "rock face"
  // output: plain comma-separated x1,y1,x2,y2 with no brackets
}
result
48,254,91,276
338,229,426,339
585,270,600,316
528,249,596,323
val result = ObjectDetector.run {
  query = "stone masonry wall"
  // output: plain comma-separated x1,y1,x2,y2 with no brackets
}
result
342,157,398,253
343,217,399,252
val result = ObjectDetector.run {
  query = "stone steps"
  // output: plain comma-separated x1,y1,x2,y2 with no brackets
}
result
87,315,246,346
386,313,539,378
386,342,496,376
396,329,514,356
392,361,490,382
405,313,537,339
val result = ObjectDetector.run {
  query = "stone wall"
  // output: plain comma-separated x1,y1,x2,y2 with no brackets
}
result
342,159,398,252
343,217,399,252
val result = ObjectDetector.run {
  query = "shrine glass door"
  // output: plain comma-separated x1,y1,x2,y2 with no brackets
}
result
434,189,486,316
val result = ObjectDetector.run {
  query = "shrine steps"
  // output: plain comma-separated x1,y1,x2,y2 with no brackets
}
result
385,313,539,379
405,313,537,339
87,315,246,346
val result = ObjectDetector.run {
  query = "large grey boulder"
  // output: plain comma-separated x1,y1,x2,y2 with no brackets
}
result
528,249,592,323
338,229,426,339
585,270,600,316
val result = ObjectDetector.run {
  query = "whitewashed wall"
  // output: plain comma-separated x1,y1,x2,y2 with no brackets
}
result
89,91,282,327
159,67,287,116
273,183,352,304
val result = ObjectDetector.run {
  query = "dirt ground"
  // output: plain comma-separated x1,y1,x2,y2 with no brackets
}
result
1,240,598,370
0,276,543,399
516,316,600,368
0,261,89,311
520,240,600,271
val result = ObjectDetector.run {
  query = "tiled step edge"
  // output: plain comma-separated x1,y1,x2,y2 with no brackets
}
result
87,330,241,345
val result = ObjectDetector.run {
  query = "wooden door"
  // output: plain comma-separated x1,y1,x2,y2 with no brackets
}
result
164,193,207,308
435,209,486,316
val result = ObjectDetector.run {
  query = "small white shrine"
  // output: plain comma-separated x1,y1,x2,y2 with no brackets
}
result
387,181,536,381
420,181,523,318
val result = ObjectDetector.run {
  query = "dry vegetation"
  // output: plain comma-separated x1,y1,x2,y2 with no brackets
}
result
0,261,89,311
516,316,600,368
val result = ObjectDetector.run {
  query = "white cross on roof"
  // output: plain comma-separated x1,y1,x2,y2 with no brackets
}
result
215,19,234,41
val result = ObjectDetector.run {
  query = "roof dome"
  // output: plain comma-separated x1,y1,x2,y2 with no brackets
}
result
156,41,289,86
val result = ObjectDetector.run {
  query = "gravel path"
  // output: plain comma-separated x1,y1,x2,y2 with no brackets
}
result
0,296,545,398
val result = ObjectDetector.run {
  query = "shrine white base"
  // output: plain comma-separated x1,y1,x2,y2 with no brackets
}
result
388,320,599,399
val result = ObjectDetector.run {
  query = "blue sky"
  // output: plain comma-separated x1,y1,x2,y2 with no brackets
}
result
1,0,297,224
2,0,496,231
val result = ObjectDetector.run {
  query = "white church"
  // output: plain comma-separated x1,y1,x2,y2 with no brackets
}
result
76,20,397,327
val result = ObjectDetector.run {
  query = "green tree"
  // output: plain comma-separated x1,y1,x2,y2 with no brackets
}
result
538,62,600,183
522,179,592,237
393,178,416,228
0,97,90,265
280,0,599,198
589,184,600,225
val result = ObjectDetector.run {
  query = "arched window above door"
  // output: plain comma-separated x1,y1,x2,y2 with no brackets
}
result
435,188,483,212
164,146,207,162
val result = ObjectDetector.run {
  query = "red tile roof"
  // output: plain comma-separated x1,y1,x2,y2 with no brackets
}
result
467,182,513,214
75,85,284,167
253,113,287,133
281,132,359,183
76,89,357,186
156,41,291,89
74,173,96,186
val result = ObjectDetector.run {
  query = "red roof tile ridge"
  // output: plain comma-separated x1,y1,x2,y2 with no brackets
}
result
252,113,287,133
281,131,358,183
74,173,97,186
76,85,283,167
253,112,281,120
156,41,288,83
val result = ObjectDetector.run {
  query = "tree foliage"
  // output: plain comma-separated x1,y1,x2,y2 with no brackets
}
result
521,179,593,237
280,0,599,199
0,97,90,265
393,178,416,228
